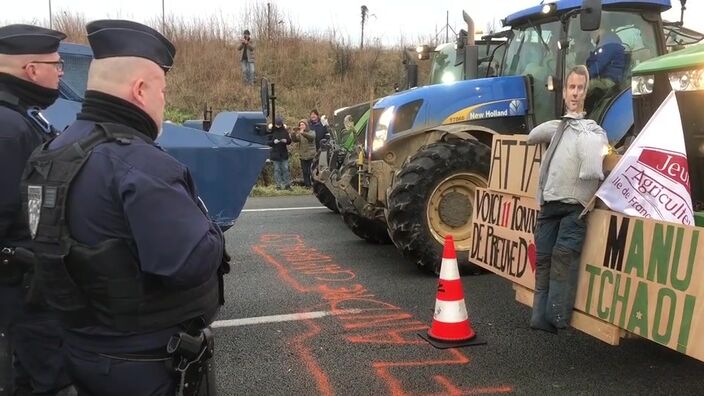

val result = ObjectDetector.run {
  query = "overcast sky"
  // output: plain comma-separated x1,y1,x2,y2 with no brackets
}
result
2,0,699,46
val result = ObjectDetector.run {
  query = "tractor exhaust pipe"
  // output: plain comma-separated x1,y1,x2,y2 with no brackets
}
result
463,11,475,46
462,11,478,79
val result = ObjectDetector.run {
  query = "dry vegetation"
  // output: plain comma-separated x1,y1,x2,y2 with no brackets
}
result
43,4,434,187
52,3,430,123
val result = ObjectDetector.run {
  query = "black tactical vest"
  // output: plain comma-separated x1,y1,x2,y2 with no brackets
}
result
21,122,224,332
0,90,57,286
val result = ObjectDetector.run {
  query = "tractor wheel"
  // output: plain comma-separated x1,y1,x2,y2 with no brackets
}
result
386,139,490,273
311,151,339,213
337,158,391,244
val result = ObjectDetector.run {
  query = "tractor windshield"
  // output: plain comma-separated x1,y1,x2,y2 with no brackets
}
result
565,10,659,120
501,20,561,122
429,43,461,84
429,41,506,85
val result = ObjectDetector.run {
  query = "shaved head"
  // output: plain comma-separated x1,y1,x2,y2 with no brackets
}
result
87,57,167,128
87,57,163,97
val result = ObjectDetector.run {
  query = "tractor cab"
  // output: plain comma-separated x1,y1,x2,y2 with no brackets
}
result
426,39,506,85
498,0,670,142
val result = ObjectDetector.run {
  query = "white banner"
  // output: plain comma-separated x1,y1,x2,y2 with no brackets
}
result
595,91,694,225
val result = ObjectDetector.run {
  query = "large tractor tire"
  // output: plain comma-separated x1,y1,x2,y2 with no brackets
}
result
386,139,490,273
311,151,339,213
336,158,392,244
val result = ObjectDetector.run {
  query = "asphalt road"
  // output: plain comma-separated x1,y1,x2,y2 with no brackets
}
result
215,195,704,395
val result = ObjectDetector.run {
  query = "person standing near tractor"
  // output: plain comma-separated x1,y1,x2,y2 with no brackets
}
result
309,109,330,150
292,119,316,188
268,116,292,190
527,65,608,333
238,29,255,85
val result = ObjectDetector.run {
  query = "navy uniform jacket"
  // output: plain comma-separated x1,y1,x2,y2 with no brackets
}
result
310,120,329,151
0,105,47,246
49,119,224,353
586,32,626,84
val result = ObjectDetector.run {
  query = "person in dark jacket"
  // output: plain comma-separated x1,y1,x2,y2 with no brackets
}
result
0,24,73,395
22,20,228,395
309,109,330,150
586,29,626,88
268,116,292,189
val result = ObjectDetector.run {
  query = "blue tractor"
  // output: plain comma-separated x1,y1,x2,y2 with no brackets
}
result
335,0,692,273
45,42,270,230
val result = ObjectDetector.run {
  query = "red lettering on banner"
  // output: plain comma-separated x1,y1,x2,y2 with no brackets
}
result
638,148,691,191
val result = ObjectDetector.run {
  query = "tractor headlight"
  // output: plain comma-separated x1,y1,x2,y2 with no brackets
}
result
669,69,704,91
441,71,456,83
373,106,395,151
631,74,654,96
541,3,557,14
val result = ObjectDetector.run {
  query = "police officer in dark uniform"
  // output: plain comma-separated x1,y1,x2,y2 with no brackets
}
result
21,20,229,395
0,24,73,395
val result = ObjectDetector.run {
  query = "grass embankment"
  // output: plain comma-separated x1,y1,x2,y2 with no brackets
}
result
51,4,431,195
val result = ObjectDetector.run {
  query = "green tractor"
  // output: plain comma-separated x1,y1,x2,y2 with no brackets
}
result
311,104,371,213
631,39,704,225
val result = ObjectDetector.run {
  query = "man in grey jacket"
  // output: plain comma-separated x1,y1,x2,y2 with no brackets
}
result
527,65,608,332
238,29,255,85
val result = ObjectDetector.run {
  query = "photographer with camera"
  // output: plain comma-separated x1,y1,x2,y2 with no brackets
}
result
238,29,255,85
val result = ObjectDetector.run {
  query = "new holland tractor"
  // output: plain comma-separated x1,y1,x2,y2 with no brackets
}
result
44,43,270,230
334,0,695,273
311,21,505,216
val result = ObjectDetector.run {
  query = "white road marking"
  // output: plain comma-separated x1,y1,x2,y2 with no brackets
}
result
241,206,327,213
211,309,363,328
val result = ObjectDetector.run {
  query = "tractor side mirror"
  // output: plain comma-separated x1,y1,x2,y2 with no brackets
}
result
580,0,602,31
260,78,270,118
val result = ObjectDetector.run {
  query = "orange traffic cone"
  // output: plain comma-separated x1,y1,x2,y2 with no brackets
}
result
419,235,485,349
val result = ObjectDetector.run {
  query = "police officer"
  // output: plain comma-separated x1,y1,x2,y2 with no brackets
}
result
0,24,73,395
22,20,228,395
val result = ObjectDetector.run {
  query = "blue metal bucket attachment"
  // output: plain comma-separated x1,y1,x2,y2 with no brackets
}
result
50,42,271,229
157,122,270,229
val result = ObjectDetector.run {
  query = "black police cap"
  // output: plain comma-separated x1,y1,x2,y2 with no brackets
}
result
86,20,176,72
0,24,66,55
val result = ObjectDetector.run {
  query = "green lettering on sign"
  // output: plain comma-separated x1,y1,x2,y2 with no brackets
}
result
598,269,614,320
670,228,696,292
609,274,631,328
625,220,645,278
626,281,649,338
584,264,601,314
652,287,676,345
647,224,673,286
677,294,696,353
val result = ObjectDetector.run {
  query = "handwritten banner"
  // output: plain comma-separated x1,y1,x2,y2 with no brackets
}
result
488,135,544,198
470,188,539,289
575,209,704,360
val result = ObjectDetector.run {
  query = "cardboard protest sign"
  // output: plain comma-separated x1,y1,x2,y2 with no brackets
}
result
488,135,544,198
575,209,704,360
596,91,694,225
469,188,539,289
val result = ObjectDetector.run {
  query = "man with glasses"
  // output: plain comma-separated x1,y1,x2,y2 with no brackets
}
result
0,24,73,395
